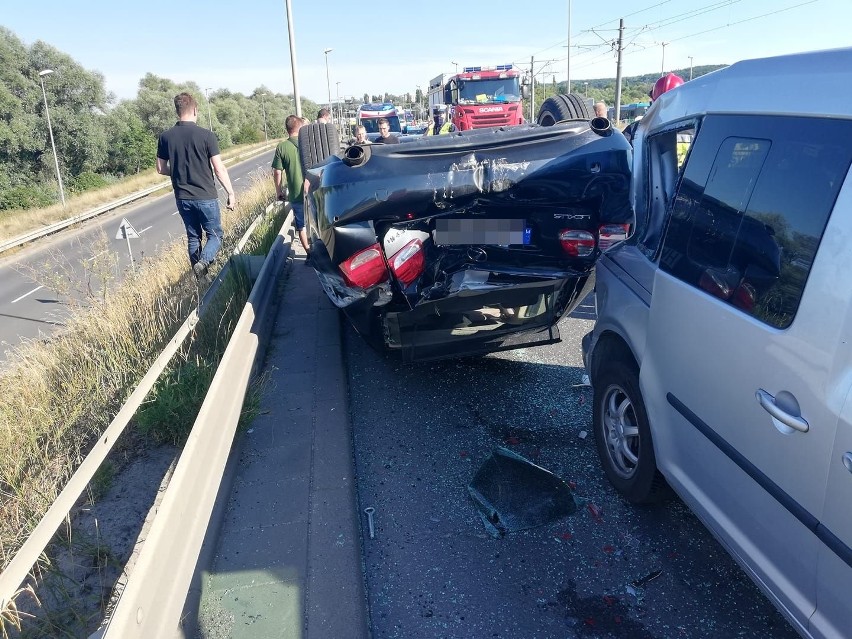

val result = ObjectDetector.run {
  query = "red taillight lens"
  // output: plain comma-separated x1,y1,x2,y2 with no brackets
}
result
731,281,756,312
559,229,595,257
389,238,425,287
339,243,389,288
598,223,630,250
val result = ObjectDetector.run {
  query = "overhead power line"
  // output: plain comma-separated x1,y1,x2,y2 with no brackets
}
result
667,0,819,44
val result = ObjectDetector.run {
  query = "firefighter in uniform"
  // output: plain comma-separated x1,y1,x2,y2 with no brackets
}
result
424,104,456,135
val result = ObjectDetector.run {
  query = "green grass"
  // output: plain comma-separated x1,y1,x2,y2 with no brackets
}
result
0,175,280,636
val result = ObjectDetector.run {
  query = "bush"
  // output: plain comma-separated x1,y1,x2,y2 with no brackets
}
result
0,184,56,210
69,171,110,195
233,123,263,145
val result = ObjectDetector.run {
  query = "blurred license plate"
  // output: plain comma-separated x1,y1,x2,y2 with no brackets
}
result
434,219,530,245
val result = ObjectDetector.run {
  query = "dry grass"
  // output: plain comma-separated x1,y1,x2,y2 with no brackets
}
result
0,140,275,243
0,175,278,635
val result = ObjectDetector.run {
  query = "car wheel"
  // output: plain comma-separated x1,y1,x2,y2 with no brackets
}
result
537,94,592,126
592,359,667,503
298,122,339,171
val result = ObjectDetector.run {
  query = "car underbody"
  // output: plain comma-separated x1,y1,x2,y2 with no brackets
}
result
303,120,632,361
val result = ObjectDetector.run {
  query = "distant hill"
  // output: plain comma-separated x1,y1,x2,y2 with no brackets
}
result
550,64,727,106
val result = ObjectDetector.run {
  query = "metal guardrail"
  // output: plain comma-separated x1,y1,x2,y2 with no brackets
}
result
0,200,288,626
0,143,276,255
98,213,292,638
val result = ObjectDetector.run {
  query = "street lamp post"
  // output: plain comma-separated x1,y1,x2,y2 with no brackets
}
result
204,88,214,130
584,81,588,98
38,69,66,209
335,81,342,138
451,61,458,74
688,56,694,81
259,92,268,142
661,42,668,76
323,48,333,113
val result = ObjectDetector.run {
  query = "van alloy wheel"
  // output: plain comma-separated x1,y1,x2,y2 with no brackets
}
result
601,383,640,479
592,358,667,503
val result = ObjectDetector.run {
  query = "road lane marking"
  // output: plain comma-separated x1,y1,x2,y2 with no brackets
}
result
12,286,43,304
172,210,179,216
139,226,153,234
234,177,241,182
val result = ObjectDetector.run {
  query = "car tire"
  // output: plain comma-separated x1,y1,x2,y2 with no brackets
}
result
298,122,339,171
592,358,667,504
537,94,592,126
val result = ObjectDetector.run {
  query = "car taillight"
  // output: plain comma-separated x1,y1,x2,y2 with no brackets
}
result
731,281,756,312
559,229,595,257
389,238,425,287
339,243,389,288
598,223,630,250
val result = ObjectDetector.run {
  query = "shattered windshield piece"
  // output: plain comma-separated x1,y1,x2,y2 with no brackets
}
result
468,447,578,538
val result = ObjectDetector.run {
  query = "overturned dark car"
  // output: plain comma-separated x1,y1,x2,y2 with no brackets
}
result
298,114,632,362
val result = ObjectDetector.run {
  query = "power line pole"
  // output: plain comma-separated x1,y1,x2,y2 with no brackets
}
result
530,55,535,122
614,18,624,123
566,0,571,94
285,0,302,117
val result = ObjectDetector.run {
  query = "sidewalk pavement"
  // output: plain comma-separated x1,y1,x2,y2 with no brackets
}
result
191,237,370,638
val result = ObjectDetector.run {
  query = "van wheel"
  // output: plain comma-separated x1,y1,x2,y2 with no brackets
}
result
592,359,667,503
298,122,339,171
537,94,592,126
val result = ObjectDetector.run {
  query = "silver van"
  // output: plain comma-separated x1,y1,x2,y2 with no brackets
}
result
582,47,852,639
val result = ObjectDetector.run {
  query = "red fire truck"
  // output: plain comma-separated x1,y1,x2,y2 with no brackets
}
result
427,64,525,131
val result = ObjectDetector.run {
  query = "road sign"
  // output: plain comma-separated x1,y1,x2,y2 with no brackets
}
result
115,218,139,270
115,217,140,240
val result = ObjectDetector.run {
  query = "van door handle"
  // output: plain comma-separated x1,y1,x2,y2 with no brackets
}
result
756,389,809,434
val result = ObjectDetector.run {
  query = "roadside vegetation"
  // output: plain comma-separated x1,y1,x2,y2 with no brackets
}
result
0,26,318,215
0,176,283,637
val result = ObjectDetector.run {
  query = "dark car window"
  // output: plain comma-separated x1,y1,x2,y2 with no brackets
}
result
635,122,696,258
660,115,852,328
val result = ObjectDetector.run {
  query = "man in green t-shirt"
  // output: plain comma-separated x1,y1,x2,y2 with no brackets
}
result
272,115,310,259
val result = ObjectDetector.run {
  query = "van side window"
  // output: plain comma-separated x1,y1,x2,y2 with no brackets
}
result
637,124,696,258
660,115,852,328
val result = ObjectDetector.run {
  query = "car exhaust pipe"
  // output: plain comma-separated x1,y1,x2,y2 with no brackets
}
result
342,143,372,167
590,116,612,137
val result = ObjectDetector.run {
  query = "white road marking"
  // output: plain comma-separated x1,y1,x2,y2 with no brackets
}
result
172,210,179,216
234,177,242,182
139,226,153,234
12,286,43,304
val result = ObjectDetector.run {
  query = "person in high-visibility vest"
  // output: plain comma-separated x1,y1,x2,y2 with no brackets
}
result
424,104,456,135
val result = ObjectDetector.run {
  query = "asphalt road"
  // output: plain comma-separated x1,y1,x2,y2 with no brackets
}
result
345,314,799,639
0,150,275,363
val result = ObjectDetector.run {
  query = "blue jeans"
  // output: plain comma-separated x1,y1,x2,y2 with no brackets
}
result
291,201,305,231
176,198,223,265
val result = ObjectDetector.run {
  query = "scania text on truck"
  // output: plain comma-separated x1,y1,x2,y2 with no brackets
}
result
427,65,524,131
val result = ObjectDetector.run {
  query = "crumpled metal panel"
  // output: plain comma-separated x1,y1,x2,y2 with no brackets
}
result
468,447,579,538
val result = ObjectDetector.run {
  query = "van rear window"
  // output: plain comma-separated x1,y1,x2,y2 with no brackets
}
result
660,115,852,328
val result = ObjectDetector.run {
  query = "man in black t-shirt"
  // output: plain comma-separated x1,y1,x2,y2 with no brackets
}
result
373,117,399,144
156,92,236,278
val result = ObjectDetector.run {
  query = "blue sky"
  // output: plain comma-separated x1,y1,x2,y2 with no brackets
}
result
4,0,850,104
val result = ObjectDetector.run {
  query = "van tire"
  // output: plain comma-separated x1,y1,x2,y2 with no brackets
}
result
537,94,592,126
592,358,668,504
298,122,339,171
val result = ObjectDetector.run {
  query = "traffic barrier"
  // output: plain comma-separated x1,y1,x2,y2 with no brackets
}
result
95,207,293,637
0,200,289,630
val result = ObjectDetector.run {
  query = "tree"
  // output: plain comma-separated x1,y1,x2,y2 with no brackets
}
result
105,102,156,175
